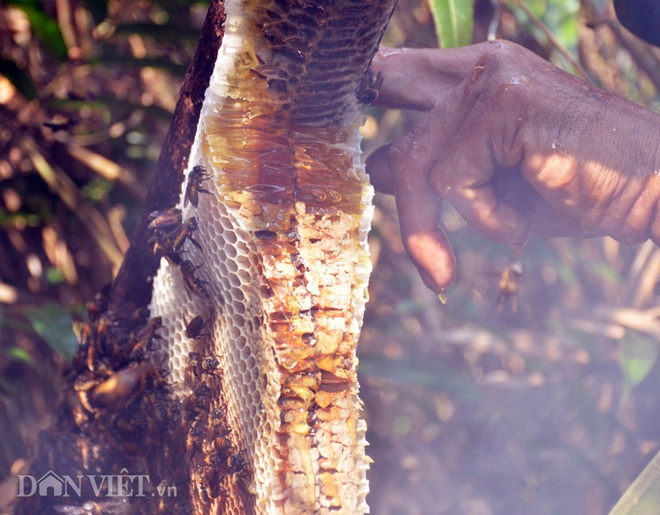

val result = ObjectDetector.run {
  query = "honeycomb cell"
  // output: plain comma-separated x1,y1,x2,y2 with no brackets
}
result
228,273,242,289
224,242,239,259
233,300,246,315
229,326,242,340
237,269,251,285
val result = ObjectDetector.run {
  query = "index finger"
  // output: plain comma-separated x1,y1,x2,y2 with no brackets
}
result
370,44,491,111
388,128,457,292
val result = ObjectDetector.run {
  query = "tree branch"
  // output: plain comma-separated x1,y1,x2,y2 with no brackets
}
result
108,1,226,319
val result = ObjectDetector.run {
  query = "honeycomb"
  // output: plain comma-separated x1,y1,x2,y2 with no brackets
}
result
150,0,396,512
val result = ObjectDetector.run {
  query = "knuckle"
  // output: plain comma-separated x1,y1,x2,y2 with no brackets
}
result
387,140,408,164
430,166,459,197
620,207,653,245
387,129,427,174
471,41,536,107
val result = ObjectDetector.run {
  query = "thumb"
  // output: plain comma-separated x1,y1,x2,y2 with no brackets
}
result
365,143,396,195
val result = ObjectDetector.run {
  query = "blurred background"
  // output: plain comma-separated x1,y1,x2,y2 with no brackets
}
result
1,0,659,513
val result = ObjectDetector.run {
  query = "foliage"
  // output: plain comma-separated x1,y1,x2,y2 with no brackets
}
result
6,0,67,59
363,0,660,513
22,303,78,361
428,0,473,47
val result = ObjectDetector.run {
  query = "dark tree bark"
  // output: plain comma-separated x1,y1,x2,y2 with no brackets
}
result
109,1,226,320
13,3,227,513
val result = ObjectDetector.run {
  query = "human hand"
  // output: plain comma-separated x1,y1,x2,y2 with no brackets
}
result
366,41,660,293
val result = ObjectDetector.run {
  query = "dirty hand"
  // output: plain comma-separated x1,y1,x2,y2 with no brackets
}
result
366,41,660,294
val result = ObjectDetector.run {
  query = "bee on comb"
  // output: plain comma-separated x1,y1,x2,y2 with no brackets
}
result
185,165,213,208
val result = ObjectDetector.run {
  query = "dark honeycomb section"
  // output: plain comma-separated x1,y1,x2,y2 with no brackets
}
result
251,0,398,125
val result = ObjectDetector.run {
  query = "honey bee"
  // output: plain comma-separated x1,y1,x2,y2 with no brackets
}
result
86,285,110,322
194,383,212,404
149,208,183,260
130,306,150,322
129,316,162,360
186,351,220,384
148,208,182,232
186,315,210,340
170,217,203,252
182,384,210,422
182,394,200,423
228,451,247,474
185,165,213,208
187,351,202,382
229,451,254,494
75,322,95,370
196,464,226,501
211,435,233,464
356,67,383,105
212,405,227,420
150,210,203,267
83,313,118,371
496,260,523,314
180,260,211,300
187,423,205,457
70,392,92,428
152,216,201,253
213,419,232,436
202,356,220,374
90,361,160,407
77,388,96,415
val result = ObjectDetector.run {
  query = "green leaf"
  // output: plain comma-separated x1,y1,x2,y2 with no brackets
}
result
619,330,659,408
7,1,68,60
7,347,33,365
23,303,78,362
25,9,67,60
7,0,67,60
428,0,474,48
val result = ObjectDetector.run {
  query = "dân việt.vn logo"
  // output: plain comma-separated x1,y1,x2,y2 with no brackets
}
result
16,468,177,499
